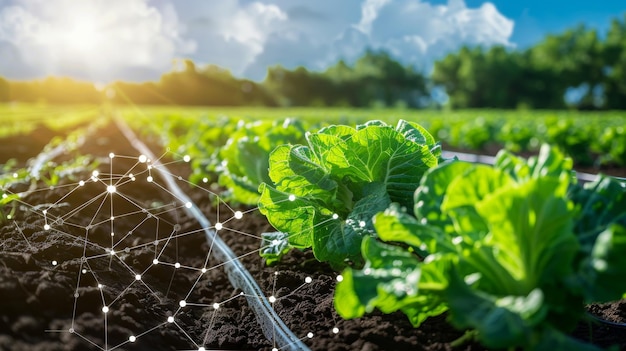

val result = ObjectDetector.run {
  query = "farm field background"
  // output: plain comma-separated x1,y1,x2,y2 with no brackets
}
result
1,103,626,351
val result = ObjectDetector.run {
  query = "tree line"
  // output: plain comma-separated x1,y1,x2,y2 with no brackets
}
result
1,14,625,110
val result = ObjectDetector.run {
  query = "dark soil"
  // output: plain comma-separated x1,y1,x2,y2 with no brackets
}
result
1,121,625,351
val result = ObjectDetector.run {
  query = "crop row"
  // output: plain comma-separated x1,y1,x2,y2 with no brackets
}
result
117,110,625,350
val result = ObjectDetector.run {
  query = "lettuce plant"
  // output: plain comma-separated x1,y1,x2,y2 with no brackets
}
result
218,118,307,205
258,120,440,267
335,144,626,350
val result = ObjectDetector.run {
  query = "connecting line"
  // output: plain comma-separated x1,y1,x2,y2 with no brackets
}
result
113,116,311,351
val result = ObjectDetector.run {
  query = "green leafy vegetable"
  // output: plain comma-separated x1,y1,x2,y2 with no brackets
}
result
219,118,307,204
258,120,440,267
336,144,626,350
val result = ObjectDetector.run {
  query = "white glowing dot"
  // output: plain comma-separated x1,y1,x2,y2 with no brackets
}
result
198,348,205,351
12,172,18,178
336,275,344,282
234,211,243,219
167,316,174,323
138,155,147,163
359,220,366,227
332,213,339,219
179,300,187,307
110,216,115,220
82,269,87,274
98,284,103,289
212,303,220,310
111,232,115,237
272,348,278,351
307,332,314,338
185,202,192,208
152,259,159,265
102,306,109,313
215,222,222,231
175,262,181,269
92,170,99,177
1,194,6,199
269,296,276,303
135,274,142,281
288,194,296,201
147,176,153,182
147,165,153,170
52,260,57,266
109,152,115,159
305,277,312,284
42,209,47,215
79,180,85,186
107,185,116,193
332,327,339,334
44,224,50,231
183,155,191,162
6,214,11,220
202,177,208,183
201,268,207,274
110,250,116,256
129,336,136,342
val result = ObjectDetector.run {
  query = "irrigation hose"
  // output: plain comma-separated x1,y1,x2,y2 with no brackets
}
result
113,116,310,351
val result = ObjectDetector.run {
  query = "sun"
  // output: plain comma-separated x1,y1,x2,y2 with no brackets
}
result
64,17,100,54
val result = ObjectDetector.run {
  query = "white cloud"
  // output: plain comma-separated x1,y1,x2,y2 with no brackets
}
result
0,0,194,82
0,0,515,81
177,0,514,80
354,0,392,35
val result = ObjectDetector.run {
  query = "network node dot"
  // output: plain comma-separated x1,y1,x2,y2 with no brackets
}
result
336,275,344,282
107,185,116,193
198,347,205,351
167,316,174,323
305,277,312,284
307,332,314,338
110,250,115,256
234,211,243,219
212,303,220,310
201,268,207,274
138,155,147,163
332,213,339,219
214,222,222,231
98,284,103,289
272,348,278,351
202,177,208,183
79,180,85,186
111,232,115,237
288,194,296,201
175,262,181,269
102,306,109,313
109,152,115,159
135,274,142,281
69,328,74,334
52,260,57,266
332,327,339,334
129,335,136,342
183,155,191,162
359,220,366,227
81,269,87,274
179,300,187,307
147,176,153,182
152,259,159,265
268,296,276,303
92,170,99,177
185,202,192,209
44,224,50,231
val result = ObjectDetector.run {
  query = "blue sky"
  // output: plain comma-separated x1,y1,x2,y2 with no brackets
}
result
0,0,624,82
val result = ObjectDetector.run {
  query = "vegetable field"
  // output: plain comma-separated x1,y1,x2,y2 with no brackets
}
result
1,104,625,351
